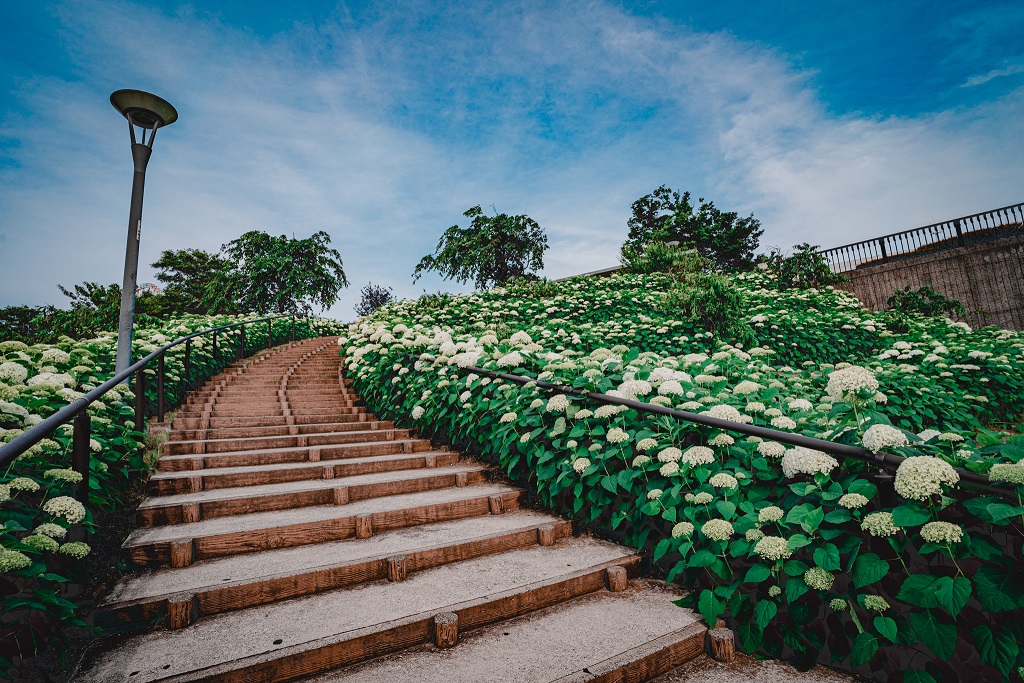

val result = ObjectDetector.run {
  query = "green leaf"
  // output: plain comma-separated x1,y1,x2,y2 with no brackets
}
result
907,610,957,661
689,549,718,568
891,504,931,528
986,503,1024,524
600,475,618,494
873,616,898,644
813,544,840,571
850,632,878,666
972,625,1019,676
787,534,812,551
975,564,1024,612
933,576,971,618
549,417,566,437
754,600,777,631
897,575,941,608
698,589,724,627
903,670,938,683
852,553,889,588
785,576,809,602
963,496,1016,524
715,500,737,520
744,564,771,584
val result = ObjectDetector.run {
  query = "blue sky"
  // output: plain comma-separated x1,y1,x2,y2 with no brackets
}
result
1,1,1022,320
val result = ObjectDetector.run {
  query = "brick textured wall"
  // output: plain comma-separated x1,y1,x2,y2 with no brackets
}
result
838,233,1024,330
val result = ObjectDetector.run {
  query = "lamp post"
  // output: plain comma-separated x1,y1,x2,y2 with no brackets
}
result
110,90,178,374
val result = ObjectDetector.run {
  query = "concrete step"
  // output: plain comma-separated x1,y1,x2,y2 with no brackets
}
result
124,483,522,566
306,580,704,683
162,427,411,456
136,463,488,526
97,510,570,633
149,450,458,496
172,413,378,430
167,420,396,442
79,539,639,682
155,437,433,472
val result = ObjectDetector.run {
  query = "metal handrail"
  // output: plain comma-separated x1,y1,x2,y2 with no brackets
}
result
0,313,308,501
818,202,1024,274
425,358,1012,499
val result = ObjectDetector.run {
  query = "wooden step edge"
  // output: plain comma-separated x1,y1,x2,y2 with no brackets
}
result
147,452,458,496
125,489,522,567
132,553,638,683
551,621,708,683
137,468,487,526
96,519,573,634
156,439,433,473
161,427,407,456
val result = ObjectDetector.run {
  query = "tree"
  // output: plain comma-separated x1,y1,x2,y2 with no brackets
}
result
354,283,395,317
412,206,549,290
763,243,847,290
219,230,349,315
623,186,763,271
152,248,237,314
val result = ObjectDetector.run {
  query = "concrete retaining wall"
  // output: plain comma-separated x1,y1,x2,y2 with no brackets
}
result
838,233,1024,330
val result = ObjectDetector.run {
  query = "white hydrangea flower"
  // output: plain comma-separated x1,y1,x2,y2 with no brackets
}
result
826,365,879,401
607,427,629,444
732,380,764,395
701,519,734,542
804,567,835,591
499,412,517,423
680,446,715,466
42,496,86,524
659,461,680,476
787,399,813,411
917,429,941,441
745,401,766,413
838,493,869,509
672,521,695,538
709,473,738,489
693,492,714,505
757,441,786,458
572,458,592,473
758,506,784,523
770,416,797,430
894,456,959,500
636,438,658,451
920,521,963,544
708,434,734,447
862,424,909,453
411,406,425,419
631,455,651,467
547,394,570,412
647,488,664,500
781,447,839,478
702,404,742,422
753,536,791,562
861,512,898,537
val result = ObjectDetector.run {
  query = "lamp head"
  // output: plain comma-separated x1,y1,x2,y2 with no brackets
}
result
110,89,178,129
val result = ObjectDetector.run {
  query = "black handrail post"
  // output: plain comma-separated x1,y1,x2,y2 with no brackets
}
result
213,330,218,364
157,351,165,423
184,338,191,389
267,319,273,349
955,219,965,247
239,323,246,360
878,237,887,262
291,316,296,343
71,411,91,505
134,369,146,433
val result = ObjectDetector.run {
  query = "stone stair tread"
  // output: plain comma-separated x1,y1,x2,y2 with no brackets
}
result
305,580,701,683
166,427,395,447
103,510,565,606
157,437,426,465
166,421,385,440
125,483,517,545
77,539,638,683
139,464,485,507
150,450,453,480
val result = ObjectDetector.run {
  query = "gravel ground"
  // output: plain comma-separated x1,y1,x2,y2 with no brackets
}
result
654,651,859,683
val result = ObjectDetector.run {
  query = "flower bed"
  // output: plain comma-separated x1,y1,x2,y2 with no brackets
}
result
0,313,345,674
340,272,1024,682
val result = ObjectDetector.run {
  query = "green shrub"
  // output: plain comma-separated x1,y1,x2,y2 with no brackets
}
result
886,285,966,319
764,243,848,291
663,273,755,345
619,241,709,279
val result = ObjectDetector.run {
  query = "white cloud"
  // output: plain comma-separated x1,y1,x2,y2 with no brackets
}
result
1,0,1021,321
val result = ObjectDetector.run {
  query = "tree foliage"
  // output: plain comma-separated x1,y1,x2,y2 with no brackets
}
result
354,283,395,317
413,206,549,290
219,230,349,315
151,248,237,314
763,243,848,291
887,285,967,319
624,186,763,271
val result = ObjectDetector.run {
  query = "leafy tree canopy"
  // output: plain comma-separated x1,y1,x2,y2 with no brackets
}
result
219,230,349,315
624,186,763,271
151,248,237,314
413,206,549,290
354,283,395,317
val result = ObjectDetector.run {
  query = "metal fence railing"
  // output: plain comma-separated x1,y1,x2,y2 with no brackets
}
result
819,202,1024,273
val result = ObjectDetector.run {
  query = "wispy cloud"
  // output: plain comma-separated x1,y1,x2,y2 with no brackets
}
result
961,63,1024,87
1,0,1021,320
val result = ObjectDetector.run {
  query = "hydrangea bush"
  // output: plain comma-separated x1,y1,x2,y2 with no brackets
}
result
0,313,344,674
340,271,1024,682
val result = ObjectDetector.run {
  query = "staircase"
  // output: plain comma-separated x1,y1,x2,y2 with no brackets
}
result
77,337,708,682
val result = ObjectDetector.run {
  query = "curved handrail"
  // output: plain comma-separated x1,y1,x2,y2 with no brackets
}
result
418,356,1012,500
0,314,299,472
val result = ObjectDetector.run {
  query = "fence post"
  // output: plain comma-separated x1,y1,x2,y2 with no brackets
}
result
267,319,273,349
239,324,246,360
213,330,218,363
157,352,165,423
134,369,146,432
184,338,191,389
878,238,888,261
954,219,965,247
291,316,296,343
71,411,91,505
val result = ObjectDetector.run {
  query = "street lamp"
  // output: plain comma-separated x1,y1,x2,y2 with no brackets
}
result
109,89,178,374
